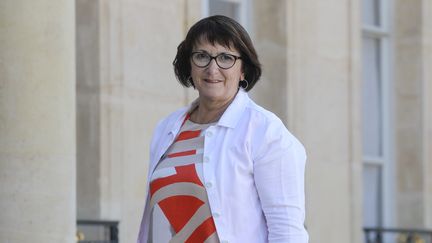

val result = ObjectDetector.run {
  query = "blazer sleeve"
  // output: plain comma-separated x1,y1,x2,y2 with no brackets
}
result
252,118,309,243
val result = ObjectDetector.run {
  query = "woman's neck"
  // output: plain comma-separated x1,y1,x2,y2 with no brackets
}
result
190,96,234,124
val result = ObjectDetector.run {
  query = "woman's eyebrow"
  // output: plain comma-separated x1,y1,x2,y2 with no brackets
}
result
193,49,209,53
193,49,235,55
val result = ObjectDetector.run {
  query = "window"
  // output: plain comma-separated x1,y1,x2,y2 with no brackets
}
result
202,0,251,32
361,0,394,230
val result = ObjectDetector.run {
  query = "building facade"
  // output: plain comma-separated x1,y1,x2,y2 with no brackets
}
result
1,0,431,242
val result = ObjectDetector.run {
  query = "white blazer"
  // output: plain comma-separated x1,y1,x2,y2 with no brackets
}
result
137,89,309,243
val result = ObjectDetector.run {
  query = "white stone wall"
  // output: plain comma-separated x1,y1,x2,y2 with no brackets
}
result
110,2,188,242
76,0,102,220
76,0,202,242
250,1,363,241
250,0,289,122
0,1,76,242
423,0,432,228
395,0,427,228
283,1,363,242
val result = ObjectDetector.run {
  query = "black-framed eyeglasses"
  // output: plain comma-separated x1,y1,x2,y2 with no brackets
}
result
191,51,242,69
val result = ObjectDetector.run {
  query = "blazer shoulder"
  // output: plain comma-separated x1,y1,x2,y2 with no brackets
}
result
245,99,284,127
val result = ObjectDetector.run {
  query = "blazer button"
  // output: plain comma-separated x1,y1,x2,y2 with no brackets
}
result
205,182,213,188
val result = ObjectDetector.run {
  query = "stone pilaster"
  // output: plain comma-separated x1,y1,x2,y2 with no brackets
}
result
75,0,200,242
250,0,289,122
422,0,432,228
395,0,425,228
282,0,362,242
0,1,76,242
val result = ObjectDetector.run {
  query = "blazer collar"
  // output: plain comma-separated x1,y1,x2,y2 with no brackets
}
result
217,89,249,128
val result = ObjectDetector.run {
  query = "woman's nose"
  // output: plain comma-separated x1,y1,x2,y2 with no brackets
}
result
206,59,219,73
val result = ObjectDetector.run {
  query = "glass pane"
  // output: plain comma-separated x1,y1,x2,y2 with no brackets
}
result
209,0,240,21
363,164,382,227
362,37,383,157
362,0,380,26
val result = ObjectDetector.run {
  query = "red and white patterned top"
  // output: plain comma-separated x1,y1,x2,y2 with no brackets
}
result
148,119,220,243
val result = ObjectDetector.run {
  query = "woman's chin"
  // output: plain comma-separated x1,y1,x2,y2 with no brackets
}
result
198,90,226,102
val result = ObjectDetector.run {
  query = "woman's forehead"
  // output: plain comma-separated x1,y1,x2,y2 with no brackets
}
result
193,35,235,50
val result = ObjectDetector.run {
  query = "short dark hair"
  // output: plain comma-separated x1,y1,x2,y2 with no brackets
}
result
173,15,262,91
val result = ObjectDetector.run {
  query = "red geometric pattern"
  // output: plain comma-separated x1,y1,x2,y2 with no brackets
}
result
150,164,203,195
150,123,218,242
186,217,218,243
158,194,204,233
175,130,202,142
167,150,197,158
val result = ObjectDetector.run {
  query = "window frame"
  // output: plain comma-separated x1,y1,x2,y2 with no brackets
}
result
361,0,395,229
201,0,252,33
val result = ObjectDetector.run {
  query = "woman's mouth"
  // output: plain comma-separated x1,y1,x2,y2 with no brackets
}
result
204,78,221,83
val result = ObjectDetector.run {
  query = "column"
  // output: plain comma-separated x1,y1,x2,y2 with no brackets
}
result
251,0,289,122
0,1,76,243
395,0,425,227
281,0,362,242
75,1,197,242
422,0,432,227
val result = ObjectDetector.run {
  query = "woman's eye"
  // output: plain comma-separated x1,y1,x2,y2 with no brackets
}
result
219,54,234,62
196,53,209,60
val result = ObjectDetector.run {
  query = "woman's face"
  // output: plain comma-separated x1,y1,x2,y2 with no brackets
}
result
190,40,244,103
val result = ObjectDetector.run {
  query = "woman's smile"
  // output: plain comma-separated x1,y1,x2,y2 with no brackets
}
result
203,78,222,83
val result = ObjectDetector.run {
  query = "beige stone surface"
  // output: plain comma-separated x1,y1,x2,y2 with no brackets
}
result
422,0,432,227
250,0,289,122
0,1,76,243
397,192,425,228
105,1,193,242
282,0,362,242
76,0,102,220
75,1,201,242
307,162,352,241
395,0,426,227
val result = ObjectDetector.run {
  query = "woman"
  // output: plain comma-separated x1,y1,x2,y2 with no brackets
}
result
138,15,308,243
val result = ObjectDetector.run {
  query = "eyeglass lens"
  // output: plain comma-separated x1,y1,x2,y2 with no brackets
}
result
192,52,239,69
